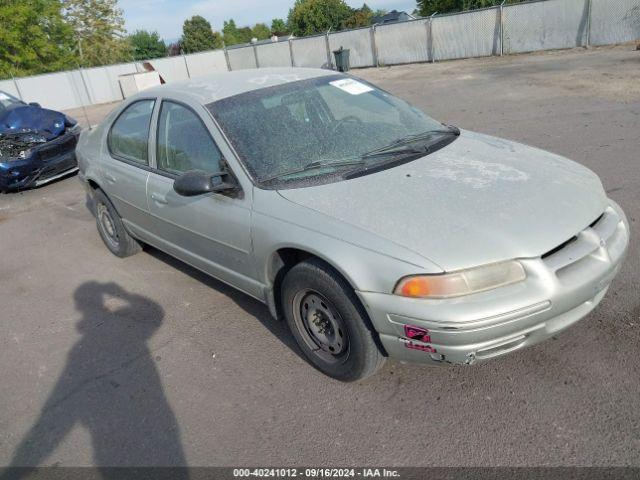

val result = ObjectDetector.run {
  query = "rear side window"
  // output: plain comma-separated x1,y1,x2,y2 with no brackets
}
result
156,101,222,175
108,100,155,164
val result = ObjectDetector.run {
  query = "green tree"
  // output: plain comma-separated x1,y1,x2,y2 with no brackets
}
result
417,0,522,16
345,3,374,28
237,26,253,43
251,23,271,41
182,15,221,53
222,19,240,45
417,0,461,16
287,0,353,36
0,0,76,78
223,19,258,45
63,0,132,67
129,30,166,60
271,18,288,34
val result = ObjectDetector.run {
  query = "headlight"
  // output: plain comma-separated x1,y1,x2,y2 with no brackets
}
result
394,260,526,299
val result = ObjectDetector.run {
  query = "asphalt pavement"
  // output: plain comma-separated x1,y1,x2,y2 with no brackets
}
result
1,44,639,467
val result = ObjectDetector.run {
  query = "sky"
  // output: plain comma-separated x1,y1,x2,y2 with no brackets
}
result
119,0,417,42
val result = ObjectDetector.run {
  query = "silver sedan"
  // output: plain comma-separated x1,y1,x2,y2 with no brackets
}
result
77,67,629,381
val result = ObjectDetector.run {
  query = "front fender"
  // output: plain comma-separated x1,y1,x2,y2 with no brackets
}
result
252,188,443,295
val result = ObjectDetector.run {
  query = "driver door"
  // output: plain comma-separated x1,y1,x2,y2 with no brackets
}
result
145,99,259,298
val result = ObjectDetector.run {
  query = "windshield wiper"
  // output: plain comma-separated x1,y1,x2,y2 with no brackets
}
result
260,127,460,183
361,127,460,158
260,158,366,183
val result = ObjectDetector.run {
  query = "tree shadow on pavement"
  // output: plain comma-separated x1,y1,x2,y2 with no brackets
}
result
3,282,188,479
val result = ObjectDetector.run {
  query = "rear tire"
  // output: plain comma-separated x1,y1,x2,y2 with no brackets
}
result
93,188,141,258
281,259,385,381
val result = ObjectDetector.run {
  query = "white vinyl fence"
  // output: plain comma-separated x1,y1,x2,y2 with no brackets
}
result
3,0,638,111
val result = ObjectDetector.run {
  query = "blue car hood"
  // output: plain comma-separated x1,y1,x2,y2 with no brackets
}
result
0,105,76,140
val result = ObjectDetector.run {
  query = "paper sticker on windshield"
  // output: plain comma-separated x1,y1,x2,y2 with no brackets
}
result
330,79,373,95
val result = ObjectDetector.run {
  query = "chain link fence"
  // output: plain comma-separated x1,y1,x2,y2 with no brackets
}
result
375,19,432,65
1,0,638,111
291,35,330,68
433,7,501,61
503,0,590,54
227,46,257,70
328,27,375,68
590,0,640,45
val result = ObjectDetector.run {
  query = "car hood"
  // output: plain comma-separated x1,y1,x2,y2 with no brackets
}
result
277,130,608,271
0,105,76,140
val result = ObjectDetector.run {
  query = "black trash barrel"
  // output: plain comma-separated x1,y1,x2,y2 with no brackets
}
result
333,47,351,72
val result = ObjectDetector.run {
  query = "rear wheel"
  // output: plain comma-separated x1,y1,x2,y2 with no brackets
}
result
93,188,141,258
281,259,385,381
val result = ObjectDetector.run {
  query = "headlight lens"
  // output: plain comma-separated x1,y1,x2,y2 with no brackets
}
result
394,260,526,299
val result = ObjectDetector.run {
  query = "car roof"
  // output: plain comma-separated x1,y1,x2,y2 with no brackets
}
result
141,67,338,105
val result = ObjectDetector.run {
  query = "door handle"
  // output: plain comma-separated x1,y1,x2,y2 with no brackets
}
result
104,173,117,183
150,193,168,205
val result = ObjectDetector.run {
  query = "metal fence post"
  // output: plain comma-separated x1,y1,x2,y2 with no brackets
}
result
429,12,438,63
586,0,592,47
253,44,260,68
370,25,379,67
182,53,191,78
75,66,92,126
78,66,92,106
325,30,333,69
223,45,232,71
11,73,23,101
288,38,295,67
500,1,506,56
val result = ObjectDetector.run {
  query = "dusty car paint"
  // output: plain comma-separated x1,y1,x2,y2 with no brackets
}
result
77,67,629,367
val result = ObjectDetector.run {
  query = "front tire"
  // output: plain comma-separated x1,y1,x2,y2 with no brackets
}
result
93,188,141,258
281,259,385,381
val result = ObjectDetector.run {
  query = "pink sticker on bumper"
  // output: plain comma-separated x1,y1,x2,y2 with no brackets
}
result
404,324,431,343
401,338,437,353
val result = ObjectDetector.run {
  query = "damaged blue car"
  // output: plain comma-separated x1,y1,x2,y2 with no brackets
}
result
0,90,81,192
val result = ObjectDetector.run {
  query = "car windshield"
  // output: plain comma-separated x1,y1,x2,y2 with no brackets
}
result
207,75,457,187
0,91,24,114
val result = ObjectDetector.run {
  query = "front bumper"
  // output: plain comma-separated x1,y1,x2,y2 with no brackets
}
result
357,201,630,366
0,131,79,191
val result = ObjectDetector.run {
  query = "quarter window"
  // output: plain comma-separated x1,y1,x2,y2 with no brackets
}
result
108,100,155,165
156,101,222,175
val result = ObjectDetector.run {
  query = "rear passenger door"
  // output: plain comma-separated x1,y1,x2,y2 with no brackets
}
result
145,99,259,298
102,99,156,235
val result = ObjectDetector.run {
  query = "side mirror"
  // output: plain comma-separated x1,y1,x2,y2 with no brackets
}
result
173,170,239,197
28,102,41,108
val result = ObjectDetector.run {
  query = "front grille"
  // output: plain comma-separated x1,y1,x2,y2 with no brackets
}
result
541,207,624,276
541,235,578,260
589,213,605,228
35,134,78,162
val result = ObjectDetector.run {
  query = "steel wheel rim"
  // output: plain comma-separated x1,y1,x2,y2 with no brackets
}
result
292,289,349,364
97,202,119,249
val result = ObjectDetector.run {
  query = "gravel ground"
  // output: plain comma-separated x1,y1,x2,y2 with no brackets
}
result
1,44,639,468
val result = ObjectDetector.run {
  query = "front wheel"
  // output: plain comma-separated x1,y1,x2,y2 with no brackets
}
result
93,188,141,258
281,259,385,381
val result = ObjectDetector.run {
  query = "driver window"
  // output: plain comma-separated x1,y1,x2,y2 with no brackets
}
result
156,101,222,175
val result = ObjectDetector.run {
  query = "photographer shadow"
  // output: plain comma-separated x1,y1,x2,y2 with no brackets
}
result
4,282,187,478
